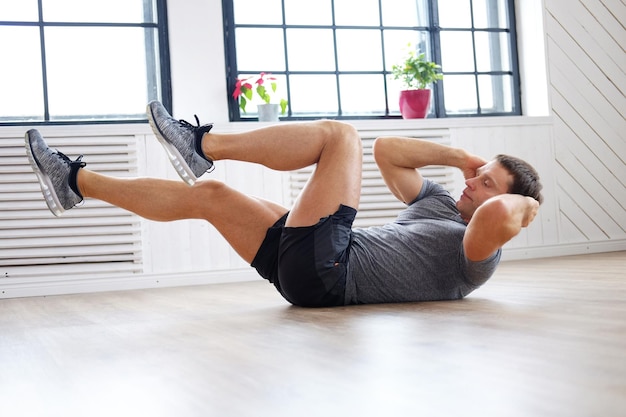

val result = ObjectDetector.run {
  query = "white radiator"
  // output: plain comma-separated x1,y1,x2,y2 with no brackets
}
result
0,133,142,280
287,133,456,228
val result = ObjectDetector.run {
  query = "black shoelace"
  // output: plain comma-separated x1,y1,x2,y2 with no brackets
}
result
176,115,215,169
178,115,203,130
56,150,86,169
56,151,86,197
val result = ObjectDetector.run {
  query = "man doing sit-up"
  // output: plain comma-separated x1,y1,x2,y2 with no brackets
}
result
25,101,542,307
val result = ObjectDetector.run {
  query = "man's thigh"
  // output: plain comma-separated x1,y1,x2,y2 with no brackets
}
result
278,204,357,307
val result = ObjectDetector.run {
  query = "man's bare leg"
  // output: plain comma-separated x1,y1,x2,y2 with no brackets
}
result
77,171,287,263
79,119,362,261
72,119,361,263
147,101,362,228
28,115,362,265
201,120,363,227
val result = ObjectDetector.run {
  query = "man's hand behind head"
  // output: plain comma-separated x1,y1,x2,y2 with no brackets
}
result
461,154,488,180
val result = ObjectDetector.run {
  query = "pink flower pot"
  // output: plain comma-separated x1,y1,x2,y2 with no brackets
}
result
399,89,432,119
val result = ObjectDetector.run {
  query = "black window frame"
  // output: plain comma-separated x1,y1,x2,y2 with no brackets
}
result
0,0,172,126
223,0,521,121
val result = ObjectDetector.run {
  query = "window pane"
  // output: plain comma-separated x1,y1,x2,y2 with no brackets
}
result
381,0,430,27
225,0,520,119
286,29,335,71
472,0,509,29
238,73,288,117
384,30,432,71
233,0,283,25
236,28,286,71
438,0,472,28
440,31,475,72
339,74,387,115
0,0,39,21
475,32,511,72
336,29,383,71
334,0,380,26
289,74,338,116
443,74,477,114
478,74,513,113
0,27,44,121
284,0,332,25
45,27,151,119
386,76,404,114
42,0,154,23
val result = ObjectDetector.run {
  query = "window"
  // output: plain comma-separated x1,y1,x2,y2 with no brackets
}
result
0,0,171,125
223,0,520,120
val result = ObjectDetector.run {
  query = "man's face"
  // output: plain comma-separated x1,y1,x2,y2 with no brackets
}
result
456,160,513,221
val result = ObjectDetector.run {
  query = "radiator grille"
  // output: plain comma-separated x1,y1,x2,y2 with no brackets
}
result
0,134,142,279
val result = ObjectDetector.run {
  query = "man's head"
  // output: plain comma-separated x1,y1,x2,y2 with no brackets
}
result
456,154,543,220
494,154,544,204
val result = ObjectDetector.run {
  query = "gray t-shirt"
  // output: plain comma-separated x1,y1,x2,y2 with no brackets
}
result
344,179,501,304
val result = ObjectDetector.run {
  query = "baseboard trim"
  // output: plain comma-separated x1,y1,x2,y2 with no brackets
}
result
3,241,624,299
0,268,260,299
502,240,626,261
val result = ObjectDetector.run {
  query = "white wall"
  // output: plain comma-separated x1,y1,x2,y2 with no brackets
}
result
544,0,626,248
166,0,230,122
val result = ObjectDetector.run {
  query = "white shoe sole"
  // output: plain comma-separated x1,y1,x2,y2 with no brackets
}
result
146,103,198,186
25,132,65,217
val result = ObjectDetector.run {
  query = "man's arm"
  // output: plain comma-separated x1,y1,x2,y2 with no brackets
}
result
373,136,486,204
463,194,540,261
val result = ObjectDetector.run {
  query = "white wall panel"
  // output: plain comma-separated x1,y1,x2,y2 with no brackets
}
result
450,120,560,257
545,0,626,249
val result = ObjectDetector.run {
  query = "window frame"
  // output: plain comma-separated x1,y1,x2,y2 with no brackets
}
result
223,0,521,121
0,0,172,126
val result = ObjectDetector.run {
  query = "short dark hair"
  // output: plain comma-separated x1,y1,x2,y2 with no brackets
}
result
495,154,544,205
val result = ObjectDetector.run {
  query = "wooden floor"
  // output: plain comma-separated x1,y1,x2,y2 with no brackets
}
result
0,252,624,417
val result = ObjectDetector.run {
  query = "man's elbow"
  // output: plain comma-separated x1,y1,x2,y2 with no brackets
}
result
482,196,524,241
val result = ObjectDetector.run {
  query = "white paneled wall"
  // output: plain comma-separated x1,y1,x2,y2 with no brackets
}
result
450,120,560,257
544,0,626,248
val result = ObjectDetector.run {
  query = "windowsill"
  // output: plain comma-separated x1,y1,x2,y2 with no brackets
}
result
0,115,553,137
219,114,554,133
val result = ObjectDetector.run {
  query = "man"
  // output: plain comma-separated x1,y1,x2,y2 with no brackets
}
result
25,101,542,307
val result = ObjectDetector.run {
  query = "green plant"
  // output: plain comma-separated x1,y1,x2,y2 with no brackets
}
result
391,44,443,90
232,72,288,115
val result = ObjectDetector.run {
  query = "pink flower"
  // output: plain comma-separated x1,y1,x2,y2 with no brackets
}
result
232,78,253,99
232,72,288,115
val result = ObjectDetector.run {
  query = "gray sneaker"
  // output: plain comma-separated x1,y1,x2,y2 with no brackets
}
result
146,101,214,185
25,129,86,217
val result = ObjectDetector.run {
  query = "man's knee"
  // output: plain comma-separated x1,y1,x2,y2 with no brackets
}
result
317,120,362,152
189,179,230,207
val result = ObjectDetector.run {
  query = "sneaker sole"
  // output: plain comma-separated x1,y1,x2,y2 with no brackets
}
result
24,131,65,217
146,103,197,185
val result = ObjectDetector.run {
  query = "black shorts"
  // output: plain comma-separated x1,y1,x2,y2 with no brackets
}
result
251,204,357,307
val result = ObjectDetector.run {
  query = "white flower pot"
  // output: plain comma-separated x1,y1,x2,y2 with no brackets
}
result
257,103,280,122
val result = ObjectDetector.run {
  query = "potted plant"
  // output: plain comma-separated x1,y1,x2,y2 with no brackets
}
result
391,45,443,119
232,72,289,121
